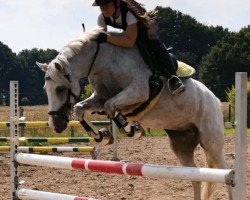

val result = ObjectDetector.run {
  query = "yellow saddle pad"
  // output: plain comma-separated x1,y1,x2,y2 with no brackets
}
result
176,61,196,78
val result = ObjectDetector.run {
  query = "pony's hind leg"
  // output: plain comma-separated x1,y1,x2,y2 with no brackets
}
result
166,129,201,200
199,125,232,200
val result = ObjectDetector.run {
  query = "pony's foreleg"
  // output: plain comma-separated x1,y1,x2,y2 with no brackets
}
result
77,119,113,145
73,94,114,145
74,93,105,120
104,84,149,117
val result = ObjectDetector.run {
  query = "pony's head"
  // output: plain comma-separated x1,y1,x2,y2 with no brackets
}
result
36,27,107,132
36,60,78,133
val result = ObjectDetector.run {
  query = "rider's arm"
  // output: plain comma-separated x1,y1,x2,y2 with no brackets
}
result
107,23,138,48
107,11,138,48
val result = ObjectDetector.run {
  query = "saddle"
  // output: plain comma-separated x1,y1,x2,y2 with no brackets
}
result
168,53,196,79
176,60,196,79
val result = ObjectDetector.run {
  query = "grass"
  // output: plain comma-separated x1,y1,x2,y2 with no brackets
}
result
225,128,250,135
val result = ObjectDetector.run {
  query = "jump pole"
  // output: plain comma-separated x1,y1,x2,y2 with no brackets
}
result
0,121,82,128
233,72,248,199
0,121,111,129
17,189,99,200
0,146,95,153
15,153,234,184
0,137,95,143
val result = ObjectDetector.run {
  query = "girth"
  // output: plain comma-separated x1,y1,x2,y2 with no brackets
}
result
125,74,163,118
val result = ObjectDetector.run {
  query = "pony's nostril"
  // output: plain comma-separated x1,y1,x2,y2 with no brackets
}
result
54,126,63,133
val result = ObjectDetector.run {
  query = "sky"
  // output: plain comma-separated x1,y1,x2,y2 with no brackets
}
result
0,0,249,54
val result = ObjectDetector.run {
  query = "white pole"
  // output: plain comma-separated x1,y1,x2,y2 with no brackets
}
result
15,153,234,184
16,153,74,169
10,81,19,200
233,72,248,200
17,189,98,200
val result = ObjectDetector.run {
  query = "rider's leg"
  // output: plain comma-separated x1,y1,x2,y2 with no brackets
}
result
148,39,185,95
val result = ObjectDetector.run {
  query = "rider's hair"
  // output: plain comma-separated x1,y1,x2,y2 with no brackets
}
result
122,0,157,28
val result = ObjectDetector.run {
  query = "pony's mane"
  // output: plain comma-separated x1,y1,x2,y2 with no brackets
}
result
57,27,104,64
46,27,104,87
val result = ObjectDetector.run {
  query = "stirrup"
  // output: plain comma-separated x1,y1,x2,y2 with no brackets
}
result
167,76,185,95
172,85,185,95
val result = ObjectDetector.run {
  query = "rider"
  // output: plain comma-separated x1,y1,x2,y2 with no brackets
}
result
92,0,185,95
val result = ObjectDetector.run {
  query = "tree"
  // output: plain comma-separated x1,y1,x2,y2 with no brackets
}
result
0,42,21,104
17,48,58,104
156,7,230,71
199,26,250,100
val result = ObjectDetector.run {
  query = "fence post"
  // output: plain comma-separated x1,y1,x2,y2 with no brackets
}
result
233,72,247,199
10,81,19,199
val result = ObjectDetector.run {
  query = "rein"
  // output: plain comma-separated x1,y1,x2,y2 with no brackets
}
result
86,42,100,78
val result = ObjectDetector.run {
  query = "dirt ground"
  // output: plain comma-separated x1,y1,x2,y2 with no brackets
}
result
0,135,249,200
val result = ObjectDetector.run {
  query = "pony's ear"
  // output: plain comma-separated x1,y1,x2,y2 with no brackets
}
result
54,62,63,71
36,62,48,72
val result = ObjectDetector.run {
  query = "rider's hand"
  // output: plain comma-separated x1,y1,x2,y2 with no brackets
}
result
95,32,107,43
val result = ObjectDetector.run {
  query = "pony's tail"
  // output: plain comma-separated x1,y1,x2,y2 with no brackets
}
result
201,152,216,200
201,182,216,200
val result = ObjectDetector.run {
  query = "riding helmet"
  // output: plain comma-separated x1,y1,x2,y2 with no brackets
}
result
92,0,115,6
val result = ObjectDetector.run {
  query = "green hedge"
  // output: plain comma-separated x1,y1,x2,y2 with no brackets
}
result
226,81,250,128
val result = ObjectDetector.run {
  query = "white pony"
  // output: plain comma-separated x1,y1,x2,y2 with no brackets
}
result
37,28,232,200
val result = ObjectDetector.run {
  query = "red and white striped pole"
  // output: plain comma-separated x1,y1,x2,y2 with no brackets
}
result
15,153,234,184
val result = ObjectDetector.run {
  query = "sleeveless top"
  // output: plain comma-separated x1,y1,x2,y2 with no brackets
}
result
97,1,149,40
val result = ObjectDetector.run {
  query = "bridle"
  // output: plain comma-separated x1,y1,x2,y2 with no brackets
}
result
46,41,100,122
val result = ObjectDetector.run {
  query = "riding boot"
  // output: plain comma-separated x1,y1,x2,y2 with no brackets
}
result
148,39,185,95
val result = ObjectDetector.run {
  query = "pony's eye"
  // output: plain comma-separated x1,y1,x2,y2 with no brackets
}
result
56,86,66,93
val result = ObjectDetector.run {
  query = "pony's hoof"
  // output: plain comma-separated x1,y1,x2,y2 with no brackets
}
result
98,128,114,145
94,132,103,143
126,130,135,137
118,127,134,137
131,122,145,139
123,123,145,139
